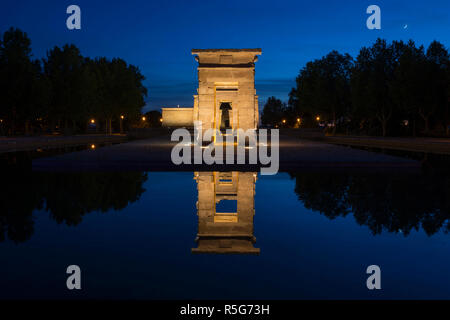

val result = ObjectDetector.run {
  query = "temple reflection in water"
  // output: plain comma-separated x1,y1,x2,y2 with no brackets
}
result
192,172,259,255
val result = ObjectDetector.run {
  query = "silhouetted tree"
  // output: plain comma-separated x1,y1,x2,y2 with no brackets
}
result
261,96,286,127
391,40,427,136
89,57,147,134
421,41,449,133
144,110,163,127
291,38,450,137
0,28,48,135
351,39,401,136
0,27,148,136
291,51,353,134
44,44,92,134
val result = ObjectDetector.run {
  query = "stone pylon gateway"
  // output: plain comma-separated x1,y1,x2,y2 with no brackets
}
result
162,49,262,136
192,48,262,136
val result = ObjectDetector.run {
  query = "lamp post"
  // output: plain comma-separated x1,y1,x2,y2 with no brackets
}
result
89,119,97,133
120,115,124,134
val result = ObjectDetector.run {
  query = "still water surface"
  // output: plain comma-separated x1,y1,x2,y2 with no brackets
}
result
1,168,450,299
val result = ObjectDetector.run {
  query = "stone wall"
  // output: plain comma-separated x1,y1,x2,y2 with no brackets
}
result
161,108,193,127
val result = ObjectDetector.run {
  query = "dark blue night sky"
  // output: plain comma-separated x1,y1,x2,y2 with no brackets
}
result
1,0,449,111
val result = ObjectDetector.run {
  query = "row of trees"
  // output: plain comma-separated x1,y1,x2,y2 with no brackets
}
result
0,27,148,135
262,39,450,136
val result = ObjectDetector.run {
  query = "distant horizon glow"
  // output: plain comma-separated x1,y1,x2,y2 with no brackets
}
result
1,0,449,113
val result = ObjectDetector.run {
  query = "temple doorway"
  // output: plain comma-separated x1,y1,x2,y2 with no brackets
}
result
219,102,232,133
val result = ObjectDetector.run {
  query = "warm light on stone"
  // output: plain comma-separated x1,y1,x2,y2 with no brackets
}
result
162,49,262,134
192,171,259,255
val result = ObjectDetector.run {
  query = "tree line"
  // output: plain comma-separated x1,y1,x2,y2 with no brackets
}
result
262,38,450,137
0,27,148,136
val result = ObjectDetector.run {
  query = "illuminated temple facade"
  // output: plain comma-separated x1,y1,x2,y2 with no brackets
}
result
162,49,262,133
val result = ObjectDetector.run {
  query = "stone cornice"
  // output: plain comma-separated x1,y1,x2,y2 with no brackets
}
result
191,48,262,54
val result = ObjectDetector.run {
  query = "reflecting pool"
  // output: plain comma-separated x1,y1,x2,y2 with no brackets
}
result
1,169,450,299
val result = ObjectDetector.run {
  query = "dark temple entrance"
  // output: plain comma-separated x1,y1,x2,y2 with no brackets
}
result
219,102,232,133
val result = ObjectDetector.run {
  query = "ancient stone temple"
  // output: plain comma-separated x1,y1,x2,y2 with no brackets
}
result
192,171,259,255
162,49,262,133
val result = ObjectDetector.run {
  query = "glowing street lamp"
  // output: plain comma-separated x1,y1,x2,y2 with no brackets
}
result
160,118,163,122
90,119,95,124
142,116,146,121
120,115,125,134
316,116,320,121
282,119,286,124
91,144,96,149
297,118,301,123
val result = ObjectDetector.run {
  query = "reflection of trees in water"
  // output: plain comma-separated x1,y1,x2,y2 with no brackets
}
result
0,171,43,243
290,172,450,236
0,171,147,243
41,172,148,225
